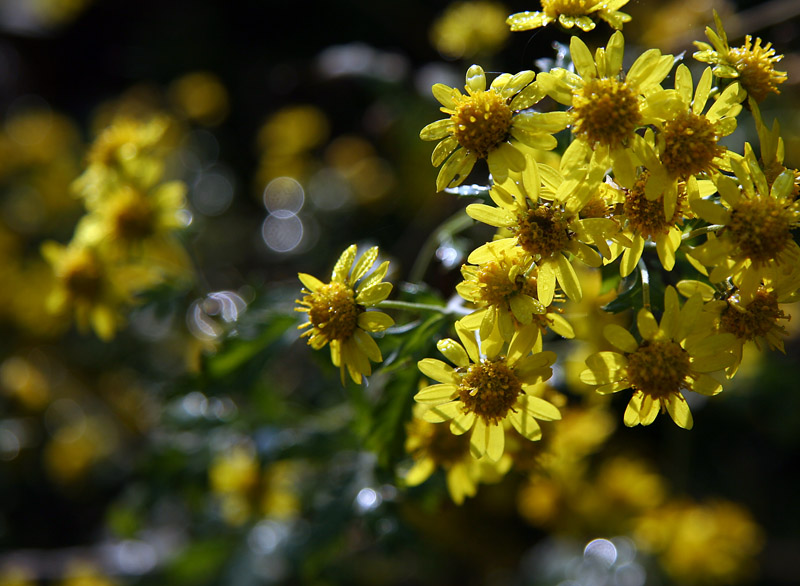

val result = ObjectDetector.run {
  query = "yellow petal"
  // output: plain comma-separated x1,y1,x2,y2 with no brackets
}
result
665,394,693,429
466,203,515,227
437,337,470,367
357,311,394,332
485,423,505,462
469,418,488,458
350,246,379,285
405,458,435,487
332,245,356,283
356,282,392,305
604,324,639,353
555,252,582,302
519,395,561,421
420,118,452,141
414,383,458,404
570,36,597,80
510,410,542,440
450,411,476,435
637,308,660,341
298,272,324,292
418,358,459,384
423,401,462,423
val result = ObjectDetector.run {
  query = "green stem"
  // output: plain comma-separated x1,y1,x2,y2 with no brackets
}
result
638,257,651,310
409,208,474,284
682,224,723,241
376,299,454,315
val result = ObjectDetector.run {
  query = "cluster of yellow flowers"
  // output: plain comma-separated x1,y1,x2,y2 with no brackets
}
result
41,113,193,340
297,1,796,507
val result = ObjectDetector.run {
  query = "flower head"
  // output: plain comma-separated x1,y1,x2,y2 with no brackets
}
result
694,10,787,102
466,161,610,305
688,145,800,301
415,322,559,462
507,0,631,33
536,31,676,188
581,287,737,429
420,64,567,190
296,245,394,384
456,242,575,343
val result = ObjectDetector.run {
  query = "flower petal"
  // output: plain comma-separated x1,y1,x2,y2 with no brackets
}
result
357,311,394,332
418,358,459,384
414,383,458,404
665,393,693,429
604,324,639,353
520,395,561,421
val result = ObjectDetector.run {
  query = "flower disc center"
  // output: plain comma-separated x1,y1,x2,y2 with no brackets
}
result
660,110,725,178
728,197,793,264
458,358,522,424
572,78,641,149
626,340,690,398
306,282,361,341
452,90,512,159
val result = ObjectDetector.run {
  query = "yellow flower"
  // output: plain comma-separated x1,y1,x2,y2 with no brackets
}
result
688,145,800,302
580,286,737,429
678,277,798,377
415,322,559,462
455,243,574,344
536,31,675,188
465,161,607,305
507,0,631,33
73,181,191,274
636,65,744,218
430,1,510,60
40,241,155,340
296,245,394,384
634,499,764,585
606,170,696,277
420,64,568,190
404,404,509,505
693,10,787,102
72,114,176,204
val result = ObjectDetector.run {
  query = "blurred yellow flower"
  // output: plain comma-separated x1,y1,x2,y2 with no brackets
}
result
169,71,229,126
635,499,764,585
430,1,510,59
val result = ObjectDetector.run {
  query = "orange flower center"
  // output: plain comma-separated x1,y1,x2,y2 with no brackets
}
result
624,172,684,239
728,36,787,102
720,288,787,342
459,358,522,424
451,90,512,159
626,340,690,398
62,251,103,301
728,196,795,264
572,78,641,149
111,190,156,241
514,203,571,259
476,260,537,307
304,282,361,341
660,110,725,178
542,0,598,17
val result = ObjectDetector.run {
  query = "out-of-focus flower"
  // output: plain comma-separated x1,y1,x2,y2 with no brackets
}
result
635,499,764,585
420,64,567,190
41,241,158,340
168,71,229,126
694,10,787,102
507,0,631,33
296,245,394,384
0,355,51,411
581,286,736,429
44,416,118,485
416,321,559,462
430,2,510,60
58,561,116,586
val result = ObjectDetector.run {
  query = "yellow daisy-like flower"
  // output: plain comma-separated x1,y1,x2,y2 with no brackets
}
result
72,115,176,205
605,171,698,277
637,65,744,219
507,0,631,33
404,404,510,505
580,286,737,429
455,242,575,343
466,161,607,305
420,64,568,190
688,145,800,302
40,241,154,340
415,322,560,462
536,31,676,188
74,181,190,268
296,245,394,384
677,278,798,377
693,10,787,103
430,1,510,60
